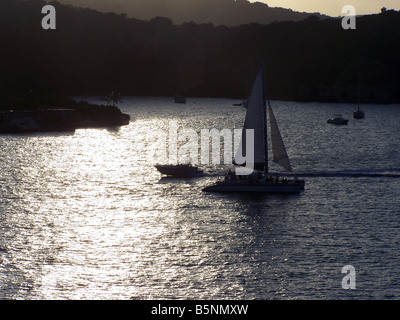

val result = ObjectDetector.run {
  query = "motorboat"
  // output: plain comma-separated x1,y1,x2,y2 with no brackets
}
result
155,163,203,177
327,114,348,125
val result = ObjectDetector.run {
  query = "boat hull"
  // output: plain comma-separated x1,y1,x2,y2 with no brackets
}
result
352,111,364,119
202,181,302,193
327,119,348,125
155,165,203,177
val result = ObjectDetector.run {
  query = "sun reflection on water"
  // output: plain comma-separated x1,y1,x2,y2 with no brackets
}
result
2,98,400,299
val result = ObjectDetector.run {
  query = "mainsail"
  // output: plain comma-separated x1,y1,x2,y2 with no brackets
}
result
267,100,292,172
235,64,292,173
234,67,266,171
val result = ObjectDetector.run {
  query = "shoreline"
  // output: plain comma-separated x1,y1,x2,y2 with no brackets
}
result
0,103,130,134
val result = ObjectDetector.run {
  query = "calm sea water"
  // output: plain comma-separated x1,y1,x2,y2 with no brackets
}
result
1,97,400,300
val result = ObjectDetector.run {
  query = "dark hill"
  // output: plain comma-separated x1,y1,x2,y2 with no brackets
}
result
1,0,399,104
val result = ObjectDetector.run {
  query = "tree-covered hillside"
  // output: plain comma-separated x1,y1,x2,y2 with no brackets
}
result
1,0,399,104
57,0,327,26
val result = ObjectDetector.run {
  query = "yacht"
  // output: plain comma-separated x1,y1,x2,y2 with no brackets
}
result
353,73,365,119
203,63,304,194
352,108,364,119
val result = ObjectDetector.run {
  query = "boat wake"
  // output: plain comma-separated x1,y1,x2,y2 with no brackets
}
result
287,169,400,178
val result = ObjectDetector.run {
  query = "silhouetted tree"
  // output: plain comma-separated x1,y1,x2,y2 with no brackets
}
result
106,91,123,107
0,0,399,104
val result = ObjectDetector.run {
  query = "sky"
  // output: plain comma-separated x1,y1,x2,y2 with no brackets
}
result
253,0,400,16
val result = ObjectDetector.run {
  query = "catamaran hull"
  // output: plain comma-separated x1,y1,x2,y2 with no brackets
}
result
202,183,301,193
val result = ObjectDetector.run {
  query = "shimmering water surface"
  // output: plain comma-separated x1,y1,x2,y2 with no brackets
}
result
1,97,400,299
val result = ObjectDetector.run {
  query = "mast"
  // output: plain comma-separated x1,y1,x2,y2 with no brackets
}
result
261,62,268,175
357,71,361,111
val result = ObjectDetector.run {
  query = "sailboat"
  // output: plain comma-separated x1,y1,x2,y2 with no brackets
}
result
202,64,304,193
174,94,186,104
234,61,254,109
352,107,364,119
352,74,364,119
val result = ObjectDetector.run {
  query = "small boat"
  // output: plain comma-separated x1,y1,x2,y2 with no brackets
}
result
233,99,248,108
155,163,203,177
174,94,186,104
352,108,364,119
327,114,349,125
352,76,364,119
353,92,365,119
233,62,252,108
203,63,304,194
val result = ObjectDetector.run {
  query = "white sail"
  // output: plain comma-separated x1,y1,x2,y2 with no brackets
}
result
268,100,292,172
235,68,266,171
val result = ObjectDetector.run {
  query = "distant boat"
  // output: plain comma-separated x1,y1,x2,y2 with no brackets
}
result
353,75,364,119
174,94,186,104
327,114,349,125
203,64,304,193
155,163,203,177
232,99,248,108
352,107,364,119
233,61,253,108
239,61,253,109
